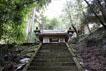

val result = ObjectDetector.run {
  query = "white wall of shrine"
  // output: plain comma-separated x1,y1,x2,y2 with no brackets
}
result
43,37,50,43
43,37,65,43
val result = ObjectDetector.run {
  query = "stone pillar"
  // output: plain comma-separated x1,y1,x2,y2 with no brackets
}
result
34,27,40,42
67,27,74,41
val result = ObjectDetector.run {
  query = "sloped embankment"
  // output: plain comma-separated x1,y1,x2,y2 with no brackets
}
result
71,27,106,71
0,43,39,71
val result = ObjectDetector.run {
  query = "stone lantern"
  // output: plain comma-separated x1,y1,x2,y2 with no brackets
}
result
67,27,74,41
34,27,40,42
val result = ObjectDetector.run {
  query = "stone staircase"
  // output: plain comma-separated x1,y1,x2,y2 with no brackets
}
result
26,43,78,71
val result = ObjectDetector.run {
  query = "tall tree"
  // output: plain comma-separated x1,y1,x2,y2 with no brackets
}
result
84,0,106,29
0,0,51,43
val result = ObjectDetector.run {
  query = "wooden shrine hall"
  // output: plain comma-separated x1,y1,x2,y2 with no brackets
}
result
34,28,74,43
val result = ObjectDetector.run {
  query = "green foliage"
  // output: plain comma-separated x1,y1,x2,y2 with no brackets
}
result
0,0,50,43
45,18,59,30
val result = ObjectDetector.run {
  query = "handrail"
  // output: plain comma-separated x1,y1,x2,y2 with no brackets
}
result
22,43,42,71
65,43,85,71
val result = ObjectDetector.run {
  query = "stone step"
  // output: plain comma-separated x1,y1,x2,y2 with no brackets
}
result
34,56,74,59
39,47,68,50
27,66,78,70
26,43,78,71
30,62,75,66
32,59,73,62
35,55,72,58
36,51,71,54
34,57,73,60
27,69,78,71
27,70,77,71
36,52,71,55
32,58,74,62
30,61,76,66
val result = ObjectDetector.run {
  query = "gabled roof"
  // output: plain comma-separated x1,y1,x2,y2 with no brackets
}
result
39,30,68,36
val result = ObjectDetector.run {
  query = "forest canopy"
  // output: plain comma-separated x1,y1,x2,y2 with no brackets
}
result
0,0,51,43
0,0,106,43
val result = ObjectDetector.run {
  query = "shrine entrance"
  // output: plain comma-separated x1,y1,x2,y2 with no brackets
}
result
34,29,74,43
49,37,59,42
39,31,67,43
34,27,74,43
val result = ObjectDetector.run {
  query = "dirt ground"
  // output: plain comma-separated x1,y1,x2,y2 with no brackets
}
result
69,27,106,71
0,43,39,71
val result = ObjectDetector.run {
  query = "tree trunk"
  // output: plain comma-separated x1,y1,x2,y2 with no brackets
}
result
84,0,106,29
104,0,106,8
96,0,106,23
71,24,79,37
87,24,91,34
